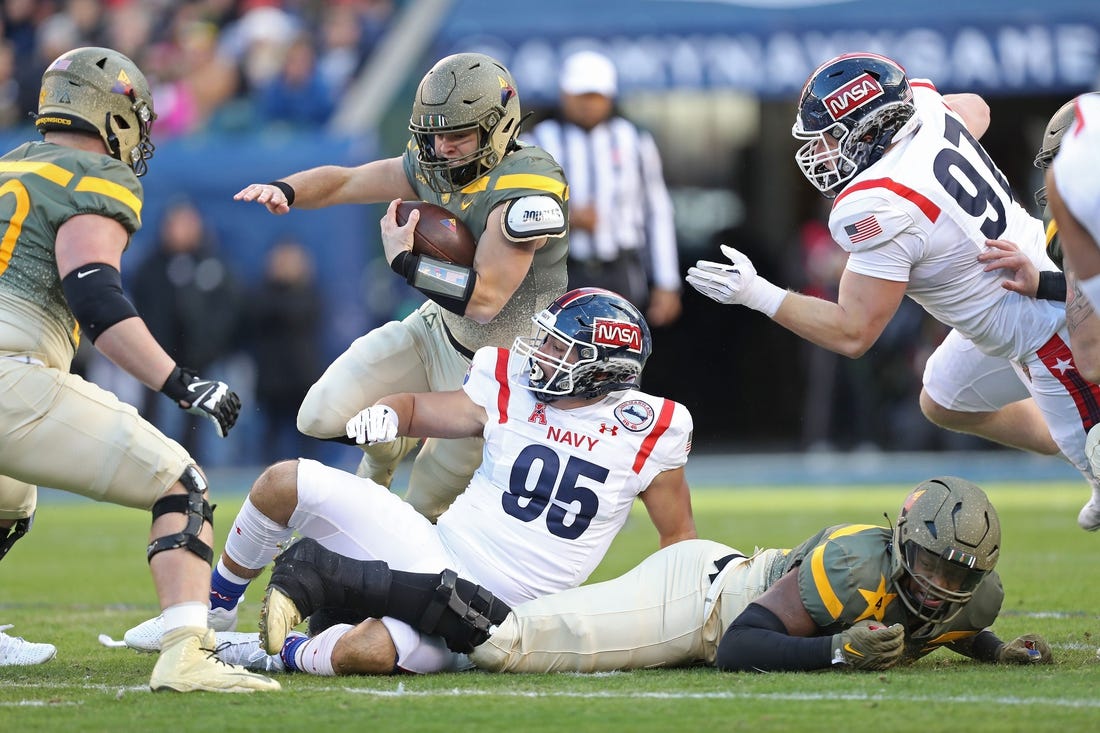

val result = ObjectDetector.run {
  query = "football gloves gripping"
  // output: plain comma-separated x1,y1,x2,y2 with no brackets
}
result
686,245,787,316
830,620,906,670
160,365,241,438
345,405,399,446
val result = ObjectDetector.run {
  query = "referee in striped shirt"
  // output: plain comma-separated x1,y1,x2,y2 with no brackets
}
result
523,51,682,326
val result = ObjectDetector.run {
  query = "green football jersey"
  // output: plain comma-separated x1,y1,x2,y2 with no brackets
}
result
782,524,1004,661
0,141,143,347
402,140,569,351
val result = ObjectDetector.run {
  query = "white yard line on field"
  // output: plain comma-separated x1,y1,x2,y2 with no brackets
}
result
4,681,1100,708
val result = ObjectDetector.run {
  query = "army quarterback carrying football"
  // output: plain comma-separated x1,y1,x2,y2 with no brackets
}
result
242,477,1051,674
233,53,569,524
0,47,276,691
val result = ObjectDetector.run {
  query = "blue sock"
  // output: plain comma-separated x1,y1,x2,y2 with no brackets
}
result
209,568,249,611
281,633,309,672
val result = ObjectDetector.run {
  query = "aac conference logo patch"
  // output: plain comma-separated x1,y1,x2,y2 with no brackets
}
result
615,399,655,432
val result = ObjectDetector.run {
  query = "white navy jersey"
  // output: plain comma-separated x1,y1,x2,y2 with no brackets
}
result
437,346,692,606
1052,94,1100,248
830,81,1063,360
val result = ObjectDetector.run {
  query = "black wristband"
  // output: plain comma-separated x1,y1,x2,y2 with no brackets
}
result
160,365,195,402
389,250,418,279
268,180,295,207
1035,270,1067,302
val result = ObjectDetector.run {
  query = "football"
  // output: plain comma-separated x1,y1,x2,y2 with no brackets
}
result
396,201,476,267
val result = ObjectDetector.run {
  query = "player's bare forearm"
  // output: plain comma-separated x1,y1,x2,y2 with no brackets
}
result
381,390,487,439
771,292,877,359
94,318,176,391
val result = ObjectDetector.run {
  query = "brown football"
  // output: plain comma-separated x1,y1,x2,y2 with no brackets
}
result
395,201,476,267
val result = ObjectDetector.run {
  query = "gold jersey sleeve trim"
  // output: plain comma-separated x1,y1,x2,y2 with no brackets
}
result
0,161,74,188
809,544,844,620
460,174,568,200
1046,219,1059,248
75,176,142,224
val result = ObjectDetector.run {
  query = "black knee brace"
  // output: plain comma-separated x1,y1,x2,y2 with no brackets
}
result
146,465,215,565
269,537,511,653
0,512,34,563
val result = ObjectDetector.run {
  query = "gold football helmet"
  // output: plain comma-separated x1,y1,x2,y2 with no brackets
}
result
1034,92,1100,207
409,53,521,193
35,47,157,176
891,476,1000,624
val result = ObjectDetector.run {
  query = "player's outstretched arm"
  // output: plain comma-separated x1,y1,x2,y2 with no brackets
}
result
948,629,1053,664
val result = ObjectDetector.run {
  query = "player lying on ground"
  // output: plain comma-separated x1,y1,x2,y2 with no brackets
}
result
233,476,1050,673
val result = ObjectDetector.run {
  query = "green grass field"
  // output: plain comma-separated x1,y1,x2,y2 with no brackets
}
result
2,480,1099,732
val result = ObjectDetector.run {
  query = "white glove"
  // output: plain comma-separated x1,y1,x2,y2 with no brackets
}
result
345,405,399,446
685,244,787,316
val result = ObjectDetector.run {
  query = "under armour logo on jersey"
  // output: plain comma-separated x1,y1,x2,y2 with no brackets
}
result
599,423,619,436
528,402,547,424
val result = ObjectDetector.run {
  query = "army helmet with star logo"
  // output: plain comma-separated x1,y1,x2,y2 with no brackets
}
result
891,476,1001,624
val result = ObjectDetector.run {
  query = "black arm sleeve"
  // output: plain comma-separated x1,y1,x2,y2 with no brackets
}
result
60,264,140,343
715,602,834,672
948,629,1003,662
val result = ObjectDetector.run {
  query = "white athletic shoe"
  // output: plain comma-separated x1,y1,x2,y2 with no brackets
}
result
1078,497,1100,532
149,626,280,693
0,625,57,666
212,631,286,673
125,605,238,652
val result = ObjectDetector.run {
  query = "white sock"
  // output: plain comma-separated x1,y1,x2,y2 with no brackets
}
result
161,602,208,632
222,496,294,570
292,623,353,676
214,559,253,586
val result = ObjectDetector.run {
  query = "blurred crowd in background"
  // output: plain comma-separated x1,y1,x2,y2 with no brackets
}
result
0,0,396,134
2,0,1094,467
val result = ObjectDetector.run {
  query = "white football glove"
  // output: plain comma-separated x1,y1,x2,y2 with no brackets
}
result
345,405,399,446
685,244,787,316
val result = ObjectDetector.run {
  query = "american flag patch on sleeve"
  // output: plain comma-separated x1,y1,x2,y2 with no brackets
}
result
844,215,882,243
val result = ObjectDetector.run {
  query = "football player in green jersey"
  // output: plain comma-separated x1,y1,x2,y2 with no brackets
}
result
240,476,1051,673
0,47,277,691
233,52,569,524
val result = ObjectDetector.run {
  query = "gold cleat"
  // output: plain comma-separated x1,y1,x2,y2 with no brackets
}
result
259,586,305,655
150,626,280,693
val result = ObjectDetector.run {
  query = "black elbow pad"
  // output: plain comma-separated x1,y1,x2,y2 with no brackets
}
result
60,263,139,342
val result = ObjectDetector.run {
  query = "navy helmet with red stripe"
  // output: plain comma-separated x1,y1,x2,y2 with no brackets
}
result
793,52,916,197
511,287,651,402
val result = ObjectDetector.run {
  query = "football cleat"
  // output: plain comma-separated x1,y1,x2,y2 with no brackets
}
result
0,625,57,666
212,631,286,673
1077,497,1100,532
150,626,280,693
259,586,305,655
1081,424,1100,531
125,605,238,652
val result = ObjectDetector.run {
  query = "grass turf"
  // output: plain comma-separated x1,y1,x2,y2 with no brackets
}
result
2,480,1098,732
